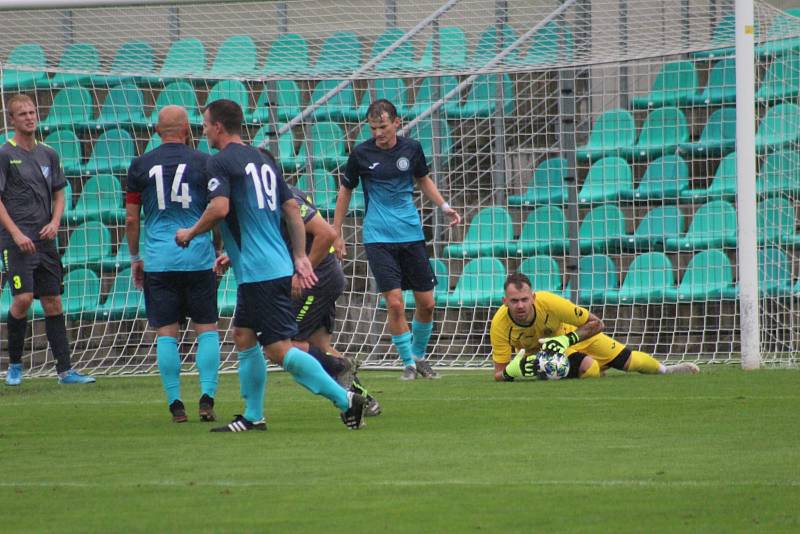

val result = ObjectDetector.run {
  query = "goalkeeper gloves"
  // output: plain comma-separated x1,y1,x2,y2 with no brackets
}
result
537,332,580,355
502,349,538,381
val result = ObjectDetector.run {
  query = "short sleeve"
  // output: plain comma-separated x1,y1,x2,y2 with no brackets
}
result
538,292,590,328
126,156,144,193
412,141,429,179
206,156,230,199
489,310,514,364
49,150,66,192
342,151,360,190
296,191,318,224
276,172,292,206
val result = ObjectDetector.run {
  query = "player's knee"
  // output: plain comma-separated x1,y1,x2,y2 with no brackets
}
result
414,294,435,319
11,293,34,314
579,358,601,379
385,294,405,317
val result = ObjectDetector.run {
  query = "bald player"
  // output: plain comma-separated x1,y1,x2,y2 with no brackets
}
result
126,105,221,423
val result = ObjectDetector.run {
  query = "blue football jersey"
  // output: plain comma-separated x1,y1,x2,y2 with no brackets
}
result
126,143,215,272
343,135,429,244
207,143,293,283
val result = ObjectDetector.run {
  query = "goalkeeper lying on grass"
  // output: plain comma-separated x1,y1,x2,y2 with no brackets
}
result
490,272,700,381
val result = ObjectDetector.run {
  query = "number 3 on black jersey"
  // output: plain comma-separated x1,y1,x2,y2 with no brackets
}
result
149,164,192,209
245,162,277,211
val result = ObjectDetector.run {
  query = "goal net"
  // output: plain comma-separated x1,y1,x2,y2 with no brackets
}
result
1,0,799,376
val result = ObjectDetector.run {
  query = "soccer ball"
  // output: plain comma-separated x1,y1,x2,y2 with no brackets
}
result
536,352,570,380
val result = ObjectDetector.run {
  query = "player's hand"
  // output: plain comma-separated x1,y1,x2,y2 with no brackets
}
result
175,228,193,248
333,235,347,260
443,206,461,227
131,258,144,289
502,349,538,380
213,254,230,276
537,333,579,355
294,255,318,290
12,231,35,255
290,274,303,301
38,221,59,241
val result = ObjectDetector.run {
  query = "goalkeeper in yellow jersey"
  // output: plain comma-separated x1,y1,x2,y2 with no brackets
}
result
491,272,700,381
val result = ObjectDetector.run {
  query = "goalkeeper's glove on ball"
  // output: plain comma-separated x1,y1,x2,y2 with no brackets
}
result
502,349,538,380
537,332,580,355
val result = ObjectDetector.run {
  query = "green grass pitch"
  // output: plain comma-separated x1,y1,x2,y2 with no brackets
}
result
1,366,798,533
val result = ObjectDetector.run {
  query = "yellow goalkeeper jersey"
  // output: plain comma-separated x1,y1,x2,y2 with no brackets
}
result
490,291,590,364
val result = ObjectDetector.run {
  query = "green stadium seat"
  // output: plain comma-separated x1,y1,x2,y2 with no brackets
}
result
251,125,307,173
759,246,794,296
632,155,689,202
578,157,634,204
576,108,636,162
506,205,567,256
100,229,143,271
39,87,93,134
217,270,238,316
61,268,101,320
406,117,453,165
145,82,203,128
44,129,83,176
444,74,514,119
440,257,506,307
208,35,257,77
508,157,569,206
519,256,562,295
665,249,735,302
371,27,416,72
50,42,99,88
631,61,699,108
623,205,684,252
357,78,411,119
204,80,252,122
62,221,112,271
577,254,620,305
312,31,362,75
197,137,218,156
516,20,574,65
470,23,520,66
678,108,737,157
2,43,48,91
622,107,689,161
310,80,359,122
59,180,74,223
754,103,800,153
80,84,147,131
69,174,126,225
693,13,736,59
99,40,156,85
755,52,800,102
98,267,145,320
681,152,737,202
81,128,136,175
158,38,207,80
617,252,676,304
415,26,467,70
688,59,737,106
664,200,738,251
757,197,800,247
756,12,800,58
262,33,309,76
251,80,304,123
309,122,348,171
409,76,460,118
578,203,628,253
0,130,13,145
145,133,162,152
757,149,800,196
443,207,513,258
296,170,364,216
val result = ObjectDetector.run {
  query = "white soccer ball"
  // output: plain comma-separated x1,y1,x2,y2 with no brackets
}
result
537,352,570,380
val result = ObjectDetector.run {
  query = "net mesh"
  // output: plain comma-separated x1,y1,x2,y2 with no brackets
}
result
1,0,799,375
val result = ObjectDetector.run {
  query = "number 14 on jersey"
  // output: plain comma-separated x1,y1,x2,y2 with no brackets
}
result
149,164,192,209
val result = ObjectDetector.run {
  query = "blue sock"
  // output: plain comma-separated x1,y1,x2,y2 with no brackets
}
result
238,345,266,423
283,347,349,411
196,331,220,398
392,331,414,367
411,319,434,360
156,336,181,405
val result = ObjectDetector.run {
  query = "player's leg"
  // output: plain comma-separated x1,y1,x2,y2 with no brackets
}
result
4,245,36,385
566,352,601,379
403,241,439,379
583,334,699,375
186,269,221,421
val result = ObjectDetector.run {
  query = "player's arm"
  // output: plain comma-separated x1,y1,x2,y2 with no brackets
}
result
0,198,34,254
176,196,229,247
538,294,605,354
305,213,337,269
331,184,353,259
282,197,317,289
417,175,461,227
39,187,64,241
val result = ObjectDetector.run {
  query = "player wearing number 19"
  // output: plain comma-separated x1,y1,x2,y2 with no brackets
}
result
125,105,220,423
175,99,367,431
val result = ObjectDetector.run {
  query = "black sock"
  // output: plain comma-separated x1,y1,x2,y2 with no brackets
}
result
44,314,72,374
7,312,27,365
306,346,346,378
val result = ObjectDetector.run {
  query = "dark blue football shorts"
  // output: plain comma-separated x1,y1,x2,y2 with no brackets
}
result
233,276,298,346
364,240,436,294
143,269,218,328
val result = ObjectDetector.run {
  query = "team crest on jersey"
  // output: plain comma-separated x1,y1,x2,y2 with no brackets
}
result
396,157,410,171
208,178,220,191
40,165,50,178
